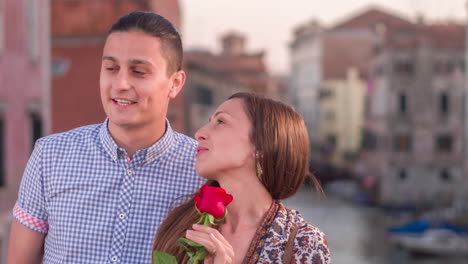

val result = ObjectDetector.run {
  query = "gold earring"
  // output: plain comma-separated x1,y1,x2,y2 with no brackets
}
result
256,161,263,177
256,153,263,177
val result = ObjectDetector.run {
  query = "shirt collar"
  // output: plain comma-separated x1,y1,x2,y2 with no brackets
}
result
99,119,175,164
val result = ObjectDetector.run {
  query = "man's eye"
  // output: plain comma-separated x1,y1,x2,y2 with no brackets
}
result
106,67,116,71
216,119,224,124
133,70,145,75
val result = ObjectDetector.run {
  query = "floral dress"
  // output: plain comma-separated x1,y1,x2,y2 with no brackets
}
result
242,201,331,264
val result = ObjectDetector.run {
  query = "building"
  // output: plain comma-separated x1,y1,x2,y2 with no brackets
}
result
291,14,373,171
51,0,185,133
293,6,466,207
319,68,365,168
0,0,50,261
184,32,274,134
289,20,323,145
317,20,374,168
357,9,466,207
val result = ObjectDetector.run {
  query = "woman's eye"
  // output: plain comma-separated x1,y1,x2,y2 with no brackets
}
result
216,119,224,124
133,70,144,75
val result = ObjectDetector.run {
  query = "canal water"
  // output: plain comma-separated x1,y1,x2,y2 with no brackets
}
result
284,186,468,264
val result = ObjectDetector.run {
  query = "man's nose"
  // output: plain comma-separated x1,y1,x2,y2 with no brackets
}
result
115,70,131,90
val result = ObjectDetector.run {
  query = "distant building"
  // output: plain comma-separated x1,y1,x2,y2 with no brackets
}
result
51,0,185,133
0,0,50,261
184,51,249,136
291,16,372,169
319,68,365,168
0,0,50,215
355,8,466,207
184,32,275,134
293,6,466,207
289,20,323,146
318,20,374,168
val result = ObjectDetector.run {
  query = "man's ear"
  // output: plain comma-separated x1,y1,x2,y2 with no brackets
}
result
168,70,186,99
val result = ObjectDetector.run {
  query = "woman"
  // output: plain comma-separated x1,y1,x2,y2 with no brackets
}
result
153,92,331,263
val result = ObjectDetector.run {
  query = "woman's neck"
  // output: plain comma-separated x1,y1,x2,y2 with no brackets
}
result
218,175,273,232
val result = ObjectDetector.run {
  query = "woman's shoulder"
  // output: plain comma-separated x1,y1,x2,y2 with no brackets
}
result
292,224,331,264
280,203,331,263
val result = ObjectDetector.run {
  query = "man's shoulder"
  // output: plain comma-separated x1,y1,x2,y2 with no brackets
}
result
37,123,102,147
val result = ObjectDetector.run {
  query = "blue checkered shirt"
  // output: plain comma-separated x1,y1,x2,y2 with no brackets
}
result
13,120,205,263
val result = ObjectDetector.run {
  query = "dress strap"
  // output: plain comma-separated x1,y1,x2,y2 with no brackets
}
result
283,223,306,264
242,201,279,264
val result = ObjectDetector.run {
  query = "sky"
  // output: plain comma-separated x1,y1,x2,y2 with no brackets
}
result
179,0,467,75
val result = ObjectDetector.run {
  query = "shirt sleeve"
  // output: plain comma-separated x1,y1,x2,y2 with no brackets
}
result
293,223,331,264
13,139,49,233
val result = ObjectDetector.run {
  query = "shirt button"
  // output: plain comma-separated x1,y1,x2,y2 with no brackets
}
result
119,213,125,220
127,169,133,176
111,256,118,262
112,155,117,160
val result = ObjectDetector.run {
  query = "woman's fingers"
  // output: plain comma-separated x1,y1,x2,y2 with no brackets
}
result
185,225,234,263
185,230,215,251
209,233,234,264
192,224,233,253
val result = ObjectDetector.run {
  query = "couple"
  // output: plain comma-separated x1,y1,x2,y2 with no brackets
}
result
7,11,330,264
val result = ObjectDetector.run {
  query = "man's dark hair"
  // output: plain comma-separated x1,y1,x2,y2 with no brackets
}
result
109,11,183,76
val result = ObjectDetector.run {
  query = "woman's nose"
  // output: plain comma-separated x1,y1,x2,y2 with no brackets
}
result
194,125,207,141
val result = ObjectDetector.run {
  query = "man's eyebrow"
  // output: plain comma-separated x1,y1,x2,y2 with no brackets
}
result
101,57,152,66
102,56,116,62
128,59,153,66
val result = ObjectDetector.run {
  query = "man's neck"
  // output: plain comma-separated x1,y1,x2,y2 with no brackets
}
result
107,121,166,158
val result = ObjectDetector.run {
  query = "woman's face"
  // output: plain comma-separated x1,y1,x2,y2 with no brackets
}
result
194,98,256,179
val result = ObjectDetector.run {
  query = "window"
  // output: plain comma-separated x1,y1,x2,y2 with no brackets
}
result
326,134,337,146
436,134,452,152
0,115,4,187
195,86,213,106
398,93,407,114
51,58,71,77
26,0,40,63
439,169,451,182
362,129,377,150
439,92,449,115
398,169,407,181
394,134,411,152
319,89,333,99
434,60,456,74
394,60,414,75
30,112,43,149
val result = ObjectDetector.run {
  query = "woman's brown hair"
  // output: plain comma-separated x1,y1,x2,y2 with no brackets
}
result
229,92,322,199
153,92,322,261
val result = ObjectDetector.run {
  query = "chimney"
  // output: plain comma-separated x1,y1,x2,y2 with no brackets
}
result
221,32,245,56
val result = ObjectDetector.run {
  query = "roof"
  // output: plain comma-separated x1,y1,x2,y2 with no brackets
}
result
185,50,270,93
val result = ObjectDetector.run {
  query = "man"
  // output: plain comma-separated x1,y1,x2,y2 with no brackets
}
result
7,11,204,263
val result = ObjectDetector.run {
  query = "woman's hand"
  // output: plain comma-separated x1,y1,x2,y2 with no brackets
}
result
185,224,234,264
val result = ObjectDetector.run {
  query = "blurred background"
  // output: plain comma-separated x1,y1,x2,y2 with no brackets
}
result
0,0,468,263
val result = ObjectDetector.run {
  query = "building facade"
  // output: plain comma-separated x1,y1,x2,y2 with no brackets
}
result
289,21,323,145
0,0,50,262
0,0,50,216
184,32,274,134
359,10,466,207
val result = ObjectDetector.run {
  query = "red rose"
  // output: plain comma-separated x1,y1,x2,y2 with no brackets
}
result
194,185,233,219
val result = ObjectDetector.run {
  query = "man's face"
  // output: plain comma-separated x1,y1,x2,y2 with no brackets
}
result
100,30,183,132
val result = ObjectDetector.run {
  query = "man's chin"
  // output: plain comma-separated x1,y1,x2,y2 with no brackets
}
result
108,118,138,129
